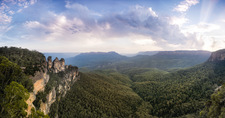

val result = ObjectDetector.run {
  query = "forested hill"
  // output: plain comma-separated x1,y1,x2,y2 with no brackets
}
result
0,46,46,76
66,50,212,71
125,50,211,70
66,51,128,68
67,50,211,70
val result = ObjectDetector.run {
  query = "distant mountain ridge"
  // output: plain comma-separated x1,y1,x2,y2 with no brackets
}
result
44,53,79,60
137,50,210,56
67,50,211,70
156,50,211,56
137,51,159,56
66,51,128,68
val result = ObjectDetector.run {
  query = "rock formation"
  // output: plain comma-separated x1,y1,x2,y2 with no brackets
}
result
47,56,52,70
47,56,65,73
26,56,79,116
52,57,65,73
39,66,79,114
208,49,225,62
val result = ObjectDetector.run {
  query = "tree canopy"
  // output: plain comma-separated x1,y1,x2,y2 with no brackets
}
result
1,81,29,117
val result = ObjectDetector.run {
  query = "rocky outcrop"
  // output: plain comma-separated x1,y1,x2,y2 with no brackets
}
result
26,56,79,116
26,70,49,114
47,56,52,69
57,66,79,98
40,66,79,115
40,87,56,114
47,56,65,73
208,49,225,62
26,92,36,115
32,71,50,94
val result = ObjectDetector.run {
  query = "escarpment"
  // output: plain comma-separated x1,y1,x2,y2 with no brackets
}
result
208,49,225,62
26,56,79,115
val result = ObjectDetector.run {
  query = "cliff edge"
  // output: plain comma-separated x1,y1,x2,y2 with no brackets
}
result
26,56,79,116
208,49,225,62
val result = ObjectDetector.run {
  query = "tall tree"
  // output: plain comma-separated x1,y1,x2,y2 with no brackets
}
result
1,81,29,117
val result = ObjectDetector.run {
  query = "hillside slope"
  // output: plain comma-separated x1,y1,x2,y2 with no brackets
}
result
128,50,225,117
52,71,157,118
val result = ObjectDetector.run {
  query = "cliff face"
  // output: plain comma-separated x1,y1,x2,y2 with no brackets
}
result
208,49,225,62
39,87,56,115
26,56,79,115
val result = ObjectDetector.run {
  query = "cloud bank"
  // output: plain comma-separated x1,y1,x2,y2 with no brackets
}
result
0,0,224,53
18,3,192,52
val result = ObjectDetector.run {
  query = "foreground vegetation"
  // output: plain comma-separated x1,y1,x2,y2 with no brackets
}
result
0,56,48,117
0,47,49,117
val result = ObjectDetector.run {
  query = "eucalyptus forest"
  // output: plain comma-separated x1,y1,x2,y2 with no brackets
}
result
1,47,225,118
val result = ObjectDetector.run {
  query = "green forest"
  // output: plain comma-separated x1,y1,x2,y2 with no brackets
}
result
2,47,225,118
0,47,49,118
50,60,225,118
50,71,156,118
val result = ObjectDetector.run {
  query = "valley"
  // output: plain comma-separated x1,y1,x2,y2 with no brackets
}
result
1,47,225,118
1,0,225,117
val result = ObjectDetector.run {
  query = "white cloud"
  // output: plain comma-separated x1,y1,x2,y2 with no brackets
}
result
132,35,156,45
16,3,190,52
0,0,38,34
8,10,14,15
65,2,102,17
3,2,224,53
24,21,44,28
101,22,111,30
131,5,158,21
179,21,224,52
30,0,37,5
170,16,188,26
182,22,220,34
174,0,199,12
148,8,158,17
133,39,156,45
0,13,12,24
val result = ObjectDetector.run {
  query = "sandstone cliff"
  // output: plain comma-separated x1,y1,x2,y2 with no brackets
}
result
26,56,79,116
208,49,225,62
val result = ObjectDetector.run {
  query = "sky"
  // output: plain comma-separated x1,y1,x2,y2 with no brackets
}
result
0,0,225,53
